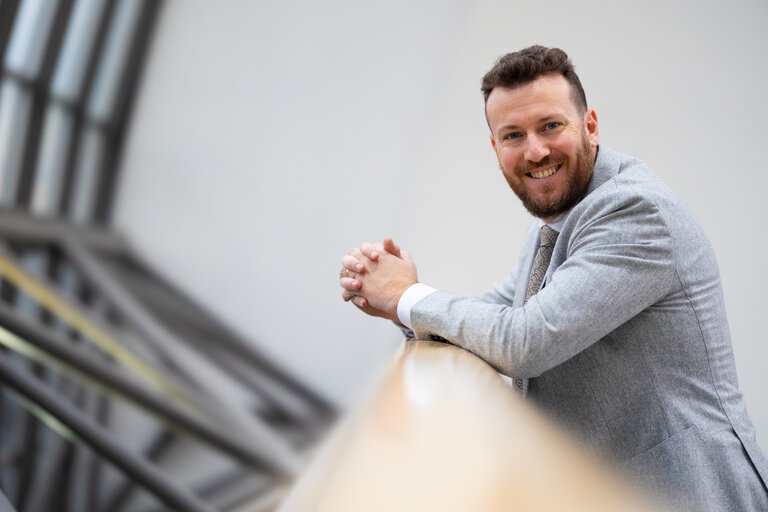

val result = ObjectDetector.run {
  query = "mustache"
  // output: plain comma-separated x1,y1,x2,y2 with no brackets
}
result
515,154,567,174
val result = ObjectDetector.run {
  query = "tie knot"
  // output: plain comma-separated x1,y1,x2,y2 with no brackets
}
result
540,225,559,248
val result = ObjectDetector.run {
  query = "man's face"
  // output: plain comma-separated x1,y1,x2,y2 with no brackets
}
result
486,74,599,222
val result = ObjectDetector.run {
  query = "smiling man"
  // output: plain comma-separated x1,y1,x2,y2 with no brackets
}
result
488,68,596,222
339,46,768,510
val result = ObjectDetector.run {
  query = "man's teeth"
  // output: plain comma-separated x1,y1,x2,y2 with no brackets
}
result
529,165,559,179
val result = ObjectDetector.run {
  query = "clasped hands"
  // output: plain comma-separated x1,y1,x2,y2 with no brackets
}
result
339,237,418,323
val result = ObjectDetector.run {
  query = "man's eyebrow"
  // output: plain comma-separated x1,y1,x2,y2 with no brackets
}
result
495,114,565,137
538,114,564,123
496,123,522,137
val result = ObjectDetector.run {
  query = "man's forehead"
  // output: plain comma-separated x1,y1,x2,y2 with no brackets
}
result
487,76,572,109
486,76,579,129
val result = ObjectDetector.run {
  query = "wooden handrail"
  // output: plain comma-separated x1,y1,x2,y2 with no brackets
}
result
278,340,672,512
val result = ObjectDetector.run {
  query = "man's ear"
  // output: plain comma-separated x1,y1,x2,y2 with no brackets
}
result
585,108,599,148
490,134,501,167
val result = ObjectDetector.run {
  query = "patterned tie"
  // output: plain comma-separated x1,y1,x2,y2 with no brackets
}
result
514,225,559,393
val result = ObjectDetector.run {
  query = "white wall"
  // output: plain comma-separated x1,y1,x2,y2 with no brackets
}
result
114,0,768,451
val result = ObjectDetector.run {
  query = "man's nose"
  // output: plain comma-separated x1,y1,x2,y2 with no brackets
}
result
523,134,550,163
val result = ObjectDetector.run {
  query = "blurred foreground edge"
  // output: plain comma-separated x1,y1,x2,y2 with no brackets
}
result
277,339,673,512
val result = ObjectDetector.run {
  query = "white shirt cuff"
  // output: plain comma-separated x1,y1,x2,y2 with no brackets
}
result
397,283,437,329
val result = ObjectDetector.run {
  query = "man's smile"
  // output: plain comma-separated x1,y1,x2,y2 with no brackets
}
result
525,163,562,179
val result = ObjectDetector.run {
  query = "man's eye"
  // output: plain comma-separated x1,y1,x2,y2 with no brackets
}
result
545,122,561,130
505,132,521,140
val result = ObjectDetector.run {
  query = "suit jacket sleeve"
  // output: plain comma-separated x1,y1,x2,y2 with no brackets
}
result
409,189,678,378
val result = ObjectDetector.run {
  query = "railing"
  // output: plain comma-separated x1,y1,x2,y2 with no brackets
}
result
278,339,670,512
0,212,335,512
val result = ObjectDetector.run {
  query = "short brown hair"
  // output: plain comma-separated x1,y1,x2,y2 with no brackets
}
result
481,45,587,113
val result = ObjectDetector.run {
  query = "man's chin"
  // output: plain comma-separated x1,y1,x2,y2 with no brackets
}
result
521,195,568,219
525,205,567,220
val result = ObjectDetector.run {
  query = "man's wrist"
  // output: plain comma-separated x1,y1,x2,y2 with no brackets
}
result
396,283,437,329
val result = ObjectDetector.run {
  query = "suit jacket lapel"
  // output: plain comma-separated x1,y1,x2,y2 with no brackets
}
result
541,145,623,287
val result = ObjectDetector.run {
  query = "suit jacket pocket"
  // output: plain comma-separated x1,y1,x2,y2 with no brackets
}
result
622,425,705,511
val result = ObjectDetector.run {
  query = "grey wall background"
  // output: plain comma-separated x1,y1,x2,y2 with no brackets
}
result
112,0,768,452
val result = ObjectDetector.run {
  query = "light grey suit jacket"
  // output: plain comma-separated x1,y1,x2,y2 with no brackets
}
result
410,146,768,510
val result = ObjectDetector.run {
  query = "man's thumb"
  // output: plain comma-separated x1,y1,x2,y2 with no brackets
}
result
383,237,402,258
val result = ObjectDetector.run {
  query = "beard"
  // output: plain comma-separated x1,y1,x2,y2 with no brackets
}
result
504,136,595,220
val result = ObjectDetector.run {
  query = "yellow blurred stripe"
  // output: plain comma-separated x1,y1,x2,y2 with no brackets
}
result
0,253,192,408
15,392,78,442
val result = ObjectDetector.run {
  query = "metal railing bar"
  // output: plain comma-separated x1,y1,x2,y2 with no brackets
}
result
112,283,317,430
0,303,290,471
0,354,35,504
0,208,127,252
111,292,325,439
129,304,269,412
64,241,265,409
10,366,41,507
194,469,265,509
65,385,98,511
120,249,335,419
19,370,80,512
211,347,328,436
101,429,175,512
0,250,45,505
0,245,197,410
12,250,59,509
86,392,111,511
0,355,217,512
227,486,286,512
151,471,276,512
208,476,278,512
0,385,19,502
62,238,303,475
47,438,77,510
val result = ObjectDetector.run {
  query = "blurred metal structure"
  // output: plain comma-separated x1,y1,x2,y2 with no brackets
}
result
0,1,336,510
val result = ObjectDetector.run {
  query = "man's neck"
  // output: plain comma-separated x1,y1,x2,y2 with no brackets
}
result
539,211,569,232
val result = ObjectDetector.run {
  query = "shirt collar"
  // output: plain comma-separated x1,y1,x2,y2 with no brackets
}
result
537,210,570,233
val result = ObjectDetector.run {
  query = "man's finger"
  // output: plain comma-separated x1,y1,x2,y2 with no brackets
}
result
340,277,361,291
342,290,364,305
383,237,402,258
342,255,365,273
360,242,379,260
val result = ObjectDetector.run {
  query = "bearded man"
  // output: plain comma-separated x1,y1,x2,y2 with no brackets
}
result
339,46,768,510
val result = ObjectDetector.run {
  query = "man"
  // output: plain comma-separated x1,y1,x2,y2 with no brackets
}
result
339,46,768,510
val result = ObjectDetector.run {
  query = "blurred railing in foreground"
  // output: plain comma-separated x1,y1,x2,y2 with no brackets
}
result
278,340,671,512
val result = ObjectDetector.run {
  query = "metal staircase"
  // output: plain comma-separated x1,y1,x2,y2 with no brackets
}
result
0,1,336,510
